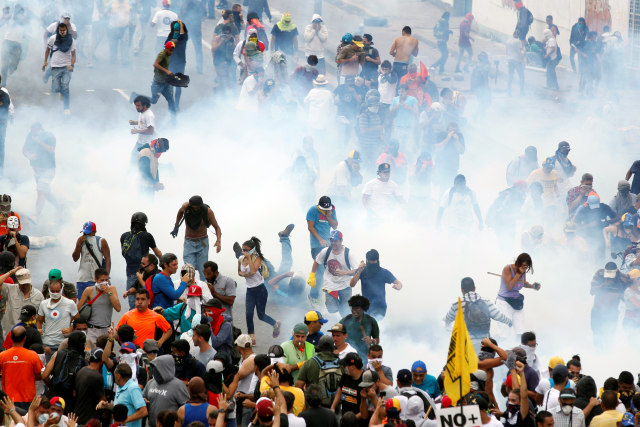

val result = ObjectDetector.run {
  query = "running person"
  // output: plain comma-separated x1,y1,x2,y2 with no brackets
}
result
238,237,281,346
491,253,540,344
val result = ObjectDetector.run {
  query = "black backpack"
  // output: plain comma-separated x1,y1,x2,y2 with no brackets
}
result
50,349,86,393
323,247,351,270
121,231,143,264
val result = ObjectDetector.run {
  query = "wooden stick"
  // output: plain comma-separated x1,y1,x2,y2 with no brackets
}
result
487,272,501,277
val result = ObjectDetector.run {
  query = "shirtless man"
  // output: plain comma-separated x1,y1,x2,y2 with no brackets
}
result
170,195,222,280
389,26,419,78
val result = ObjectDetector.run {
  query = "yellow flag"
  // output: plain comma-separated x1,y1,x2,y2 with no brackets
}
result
443,298,479,406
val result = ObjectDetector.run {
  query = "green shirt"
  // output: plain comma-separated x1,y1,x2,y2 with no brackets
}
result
297,351,340,385
339,314,379,363
281,340,315,382
154,50,171,83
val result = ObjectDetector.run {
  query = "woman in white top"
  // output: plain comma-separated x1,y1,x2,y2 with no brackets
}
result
543,29,559,91
238,236,281,346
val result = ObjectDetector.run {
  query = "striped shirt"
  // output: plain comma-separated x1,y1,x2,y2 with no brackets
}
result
443,292,512,339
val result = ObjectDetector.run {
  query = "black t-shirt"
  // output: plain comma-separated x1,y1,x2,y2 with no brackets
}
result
120,231,158,275
270,26,298,55
75,367,105,424
629,161,640,194
254,414,289,427
334,84,359,118
338,373,363,414
503,411,535,427
300,407,339,427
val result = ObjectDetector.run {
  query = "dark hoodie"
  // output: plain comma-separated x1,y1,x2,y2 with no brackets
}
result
48,331,87,411
143,355,189,427
575,376,603,426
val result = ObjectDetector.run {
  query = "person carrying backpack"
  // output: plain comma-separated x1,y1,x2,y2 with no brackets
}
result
308,230,358,318
42,330,88,413
120,212,162,310
515,2,534,41
443,277,512,353
295,335,342,408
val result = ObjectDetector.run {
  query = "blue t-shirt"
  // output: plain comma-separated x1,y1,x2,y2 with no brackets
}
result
115,378,147,427
306,206,337,249
390,96,418,128
151,272,187,309
359,267,396,309
412,374,441,398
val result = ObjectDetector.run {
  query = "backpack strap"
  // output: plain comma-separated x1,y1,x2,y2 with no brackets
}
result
345,247,350,270
84,239,104,267
88,291,104,306
323,248,331,266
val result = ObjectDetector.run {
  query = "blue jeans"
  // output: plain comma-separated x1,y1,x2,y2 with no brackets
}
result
324,287,352,317
187,27,203,73
109,26,130,65
150,80,176,115
264,236,292,278
76,281,95,298
51,67,71,109
245,284,276,334
184,236,208,281
309,247,325,299
225,419,236,427
126,273,137,310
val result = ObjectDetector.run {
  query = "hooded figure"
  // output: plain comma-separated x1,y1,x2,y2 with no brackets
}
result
202,299,233,352
143,355,190,427
574,376,603,425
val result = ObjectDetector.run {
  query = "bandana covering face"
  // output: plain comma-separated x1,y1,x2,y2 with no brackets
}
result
277,12,296,32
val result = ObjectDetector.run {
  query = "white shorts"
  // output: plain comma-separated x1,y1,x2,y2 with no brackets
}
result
491,298,526,346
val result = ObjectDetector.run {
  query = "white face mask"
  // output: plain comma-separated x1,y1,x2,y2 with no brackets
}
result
366,358,383,370
368,106,379,113
561,405,573,415
50,291,62,300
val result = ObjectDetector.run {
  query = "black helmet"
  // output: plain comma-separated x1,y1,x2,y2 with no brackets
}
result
131,212,148,225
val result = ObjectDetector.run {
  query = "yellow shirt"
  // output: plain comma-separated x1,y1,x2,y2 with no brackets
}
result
590,409,623,427
259,378,306,415
527,168,559,206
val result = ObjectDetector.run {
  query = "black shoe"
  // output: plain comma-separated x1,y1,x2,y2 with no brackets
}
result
129,91,139,104
278,224,295,237
233,242,242,258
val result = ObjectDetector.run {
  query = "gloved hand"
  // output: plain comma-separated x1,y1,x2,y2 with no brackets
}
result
307,272,316,288
170,225,179,238
506,351,516,370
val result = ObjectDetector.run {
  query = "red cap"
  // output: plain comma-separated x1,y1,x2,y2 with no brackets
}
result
187,285,202,297
441,395,452,408
256,398,274,418
165,41,175,50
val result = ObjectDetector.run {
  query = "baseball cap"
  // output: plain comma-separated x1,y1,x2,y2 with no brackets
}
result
587,194,600,209
318,196,332,210
305,310,328,324
15,269,31,285
203,298,223,308
48,268,62,282
559,388,576,399
235,334,253,348
165,41,175,50
293,323,309,335
162,0,171,6
348,150,361,162
61,12,71,19
548,356,564,368
187,285,202,297
82,221,96,235
378,163,391,173
552,364,569,378
143,339,159,353
312,16,322,23
621,413,635,427
330,230,343,241
342,33,353,43
89,348,104,362
120,342,136,353
341,352,362,367
397,369,412,383
385,397,401,413
207,359,224,373
411,360,427,373
19,305,36,321
50,397,65,410
329,323,346,334
359,369,379,387
256,397,274,418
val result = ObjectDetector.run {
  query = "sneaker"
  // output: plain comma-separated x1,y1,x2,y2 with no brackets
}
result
232,242,242,258
64,109,71,115
251,335,256,346
278,224,295,237
307,293,321,309
272,321,281,338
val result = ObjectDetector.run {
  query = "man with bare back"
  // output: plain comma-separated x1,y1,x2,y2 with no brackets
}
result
389,26,418,78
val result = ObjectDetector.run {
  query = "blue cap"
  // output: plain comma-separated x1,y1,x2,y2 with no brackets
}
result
330,230,343,241
587,195,600,209
342,33,353,43
411,360,427,373
82,221,96,234
397,368,412,382
621,413,634,427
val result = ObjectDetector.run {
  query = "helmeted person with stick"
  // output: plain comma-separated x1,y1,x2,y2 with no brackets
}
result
490,253,541,344
170,195,222,281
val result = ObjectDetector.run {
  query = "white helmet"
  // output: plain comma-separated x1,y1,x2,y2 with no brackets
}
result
6,216,19,229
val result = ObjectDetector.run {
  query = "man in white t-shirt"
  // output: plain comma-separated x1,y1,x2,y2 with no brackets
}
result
362,162,403,220
310,230,358,317
36,279,79,355
328,150,363,205
237,67,264,112
436,174,483,233
303,74,334,131
129,95,156,165
151,0,178,52
329,323,356,359
42,23,76,114
539,364,570,412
